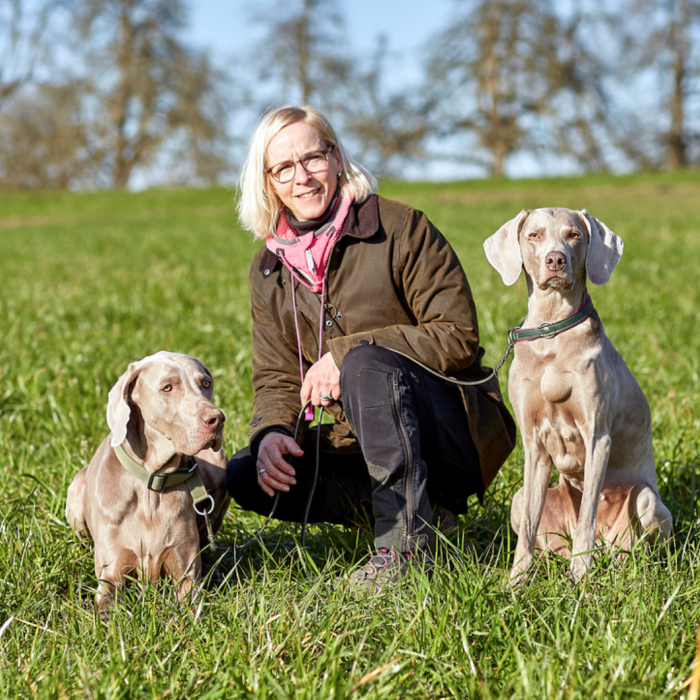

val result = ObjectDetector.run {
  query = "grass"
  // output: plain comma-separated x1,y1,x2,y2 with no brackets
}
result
1,171,700,698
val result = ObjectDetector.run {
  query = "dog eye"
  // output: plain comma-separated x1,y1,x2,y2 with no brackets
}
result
528,231,538,238
202,380,211,389
162,385,172,392
570,231,581,239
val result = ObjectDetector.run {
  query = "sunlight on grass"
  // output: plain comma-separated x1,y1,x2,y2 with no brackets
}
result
1,174,699,698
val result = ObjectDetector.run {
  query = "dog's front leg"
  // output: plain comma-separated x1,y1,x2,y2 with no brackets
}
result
510,438,553,585
95,548,138,617
569,432,611,583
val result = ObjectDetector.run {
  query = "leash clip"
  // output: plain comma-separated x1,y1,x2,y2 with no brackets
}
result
193,495,217,551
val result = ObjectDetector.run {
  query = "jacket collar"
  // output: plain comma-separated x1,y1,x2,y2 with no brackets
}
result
257,195,380,275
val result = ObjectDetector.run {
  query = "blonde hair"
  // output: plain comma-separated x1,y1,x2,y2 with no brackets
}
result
237,105,378,240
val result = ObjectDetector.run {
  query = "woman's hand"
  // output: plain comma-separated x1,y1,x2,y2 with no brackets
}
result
301,351,341,407
257,432,303,497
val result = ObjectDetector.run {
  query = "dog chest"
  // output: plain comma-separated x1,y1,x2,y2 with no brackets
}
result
540,365,573,404
537,416,586,477
511,362,587,476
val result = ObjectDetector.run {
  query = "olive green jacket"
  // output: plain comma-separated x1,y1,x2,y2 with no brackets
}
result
248,194,516,495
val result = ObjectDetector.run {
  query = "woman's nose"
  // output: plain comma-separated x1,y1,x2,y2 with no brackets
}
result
294,163,313,184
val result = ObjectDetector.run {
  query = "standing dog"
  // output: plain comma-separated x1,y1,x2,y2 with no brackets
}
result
484,208,672,583
66,351,230,611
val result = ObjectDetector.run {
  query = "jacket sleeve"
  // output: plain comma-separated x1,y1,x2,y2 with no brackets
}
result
328,206,480,374
248,263,308,447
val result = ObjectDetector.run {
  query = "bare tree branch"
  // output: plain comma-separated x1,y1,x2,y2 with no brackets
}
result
424,0,615,176
0,0,67,106
71,0,233,188
250,0,352,115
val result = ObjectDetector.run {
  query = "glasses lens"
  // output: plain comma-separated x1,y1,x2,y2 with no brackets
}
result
273,163,294,183
269,148,331,183
301,152,328,173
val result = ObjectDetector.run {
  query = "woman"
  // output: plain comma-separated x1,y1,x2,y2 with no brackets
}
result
227,105,515,592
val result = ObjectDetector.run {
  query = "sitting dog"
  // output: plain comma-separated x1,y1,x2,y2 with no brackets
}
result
484,208,672,583
66,351,230,611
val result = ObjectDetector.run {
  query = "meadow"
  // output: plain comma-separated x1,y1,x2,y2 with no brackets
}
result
1,171,699,698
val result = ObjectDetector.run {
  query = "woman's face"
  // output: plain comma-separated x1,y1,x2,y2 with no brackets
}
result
266,121,341,222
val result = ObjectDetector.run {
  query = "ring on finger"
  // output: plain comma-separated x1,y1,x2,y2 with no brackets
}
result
320,393,333,402
259,468,266,475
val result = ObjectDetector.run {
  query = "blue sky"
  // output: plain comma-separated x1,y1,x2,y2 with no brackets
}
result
182,1,569,180
185,0,453,84
182,0,493,179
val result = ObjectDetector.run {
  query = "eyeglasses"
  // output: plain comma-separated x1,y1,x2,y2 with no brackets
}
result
265,145,335,184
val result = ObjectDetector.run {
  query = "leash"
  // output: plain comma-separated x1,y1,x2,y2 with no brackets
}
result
390,295,595,389
113,443,219,551
113,402,324,560
231,400,323,553
222,298,597,557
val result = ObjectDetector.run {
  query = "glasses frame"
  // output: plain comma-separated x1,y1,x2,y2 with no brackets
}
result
265,145,335,183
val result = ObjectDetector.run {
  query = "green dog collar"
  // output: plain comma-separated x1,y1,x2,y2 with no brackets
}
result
508,295,595,344
113,443,212,513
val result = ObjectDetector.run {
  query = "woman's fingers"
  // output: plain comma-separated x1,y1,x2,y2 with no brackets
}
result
257,468,292,496
301,351,341,406
257,457,294,496
257,433,303,496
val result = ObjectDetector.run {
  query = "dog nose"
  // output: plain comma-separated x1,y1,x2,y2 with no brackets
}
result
200,408,224,430
545,250,567,272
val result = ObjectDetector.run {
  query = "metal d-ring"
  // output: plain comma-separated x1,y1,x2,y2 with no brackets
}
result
193,494,215,517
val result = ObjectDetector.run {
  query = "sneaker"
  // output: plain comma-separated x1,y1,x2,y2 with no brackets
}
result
347,548,408,593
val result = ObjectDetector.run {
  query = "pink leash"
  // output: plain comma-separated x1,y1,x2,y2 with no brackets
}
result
288,263,326,422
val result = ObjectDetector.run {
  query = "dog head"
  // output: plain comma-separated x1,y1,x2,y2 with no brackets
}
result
484,208,623,288
107,351,225,456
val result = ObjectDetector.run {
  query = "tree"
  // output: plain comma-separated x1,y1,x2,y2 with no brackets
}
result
342,37,431,177
616,0,700,170
251,0,352,114
0,0,66,106
249,1,434,176
0,80,105,189
72,0,232,188
425,0,613,177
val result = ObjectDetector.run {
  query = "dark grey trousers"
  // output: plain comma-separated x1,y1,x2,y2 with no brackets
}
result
226,344,482,553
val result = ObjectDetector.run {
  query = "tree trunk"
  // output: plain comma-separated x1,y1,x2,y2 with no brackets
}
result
664,0,688,171
298,0,312,104
112,2,134,188
492,139,507,177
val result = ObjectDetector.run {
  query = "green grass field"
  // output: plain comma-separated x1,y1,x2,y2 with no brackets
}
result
1,172,699,698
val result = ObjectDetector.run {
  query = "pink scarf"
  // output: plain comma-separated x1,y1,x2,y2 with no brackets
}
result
266,195,353,293
265,195,354,421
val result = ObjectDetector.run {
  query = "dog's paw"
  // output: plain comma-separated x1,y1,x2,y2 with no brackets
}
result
506,562,533,591
567,554,593,585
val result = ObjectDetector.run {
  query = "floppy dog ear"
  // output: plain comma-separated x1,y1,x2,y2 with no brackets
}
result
579,210,624,286
483,210,530,286
106,359,146,447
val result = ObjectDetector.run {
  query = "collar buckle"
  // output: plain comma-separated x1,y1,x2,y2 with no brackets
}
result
147,472,166,491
